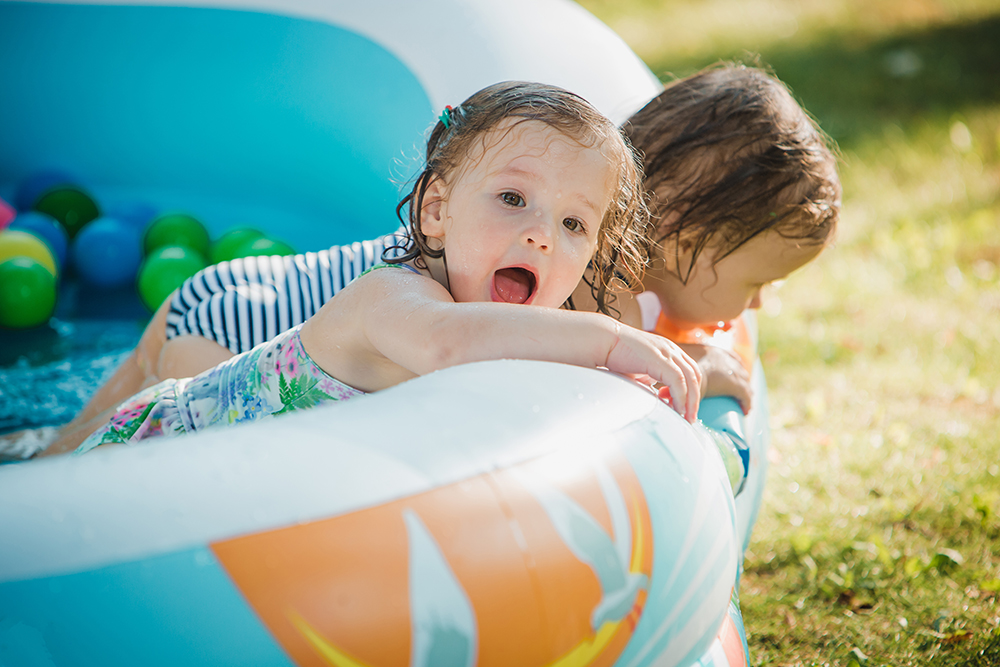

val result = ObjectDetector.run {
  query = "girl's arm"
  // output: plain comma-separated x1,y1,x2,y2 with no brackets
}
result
301,268,702,422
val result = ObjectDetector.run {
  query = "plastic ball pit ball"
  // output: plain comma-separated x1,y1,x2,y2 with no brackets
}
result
33,187,100,238
233,236,295,258
0,257,57,328
143,214,210,258
104,202,158,231
10,212,69,269
71,217,143,288
0,229,58,276
137,245,208,311
210,227,264,264
0,197,14,229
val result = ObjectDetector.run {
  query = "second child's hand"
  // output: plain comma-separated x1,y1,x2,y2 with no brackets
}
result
678,343,752,415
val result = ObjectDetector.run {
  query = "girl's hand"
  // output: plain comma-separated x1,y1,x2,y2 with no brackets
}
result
679,343,752,414
605,325,703,422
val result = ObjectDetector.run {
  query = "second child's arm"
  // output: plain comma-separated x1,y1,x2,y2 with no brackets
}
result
301,267,702,422
676,343,752,414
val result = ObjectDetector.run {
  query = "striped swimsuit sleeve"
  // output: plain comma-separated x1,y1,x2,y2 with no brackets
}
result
165,227,409,354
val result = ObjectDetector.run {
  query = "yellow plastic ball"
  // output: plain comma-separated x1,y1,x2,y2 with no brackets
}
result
0,229,58,277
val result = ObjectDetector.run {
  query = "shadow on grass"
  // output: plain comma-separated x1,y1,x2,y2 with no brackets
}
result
649,12,1000,149
928,626,1000,667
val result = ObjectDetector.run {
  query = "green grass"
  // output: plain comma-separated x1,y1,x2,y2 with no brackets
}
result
576,1,1000,664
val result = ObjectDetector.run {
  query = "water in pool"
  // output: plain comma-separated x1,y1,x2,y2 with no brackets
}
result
0,281,147,458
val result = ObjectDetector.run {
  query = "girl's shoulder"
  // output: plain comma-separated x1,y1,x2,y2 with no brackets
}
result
339,259,449,308
358,262,422,279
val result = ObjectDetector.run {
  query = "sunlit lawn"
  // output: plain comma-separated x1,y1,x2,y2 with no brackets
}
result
576,1,1000,664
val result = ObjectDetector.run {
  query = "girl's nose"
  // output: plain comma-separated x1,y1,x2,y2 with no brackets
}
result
522,218,554,253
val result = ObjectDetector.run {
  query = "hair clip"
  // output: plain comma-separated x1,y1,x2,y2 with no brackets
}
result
439,105,454,129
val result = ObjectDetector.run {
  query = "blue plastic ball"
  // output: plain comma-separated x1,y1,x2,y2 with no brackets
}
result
14,169,77,211
71,217,142,288
103,201,158,231
9,211,69,268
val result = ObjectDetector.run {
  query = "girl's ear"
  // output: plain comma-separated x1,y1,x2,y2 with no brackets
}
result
420,176,448,241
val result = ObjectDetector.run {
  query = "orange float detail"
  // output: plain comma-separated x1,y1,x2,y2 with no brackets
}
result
211,451,653,667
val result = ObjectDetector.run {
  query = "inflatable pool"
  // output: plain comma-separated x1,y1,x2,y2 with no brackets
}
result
0,2,765,665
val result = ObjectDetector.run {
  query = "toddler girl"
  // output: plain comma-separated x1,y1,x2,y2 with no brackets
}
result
67,81,702,454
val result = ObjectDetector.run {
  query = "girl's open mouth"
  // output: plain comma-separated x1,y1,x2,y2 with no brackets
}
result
492,267,537,304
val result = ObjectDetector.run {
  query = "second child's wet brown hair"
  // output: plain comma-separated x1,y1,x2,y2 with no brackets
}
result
625,62,841,282
390,80,650,313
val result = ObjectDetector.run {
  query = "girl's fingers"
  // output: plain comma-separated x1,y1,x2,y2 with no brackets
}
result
689,372,702,421
657,341,701,422
680,357,701,422
631,373,657,388
657,359,692,422
608,329,702,423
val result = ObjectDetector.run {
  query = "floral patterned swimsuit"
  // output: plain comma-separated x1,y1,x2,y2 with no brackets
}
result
77,263,418,454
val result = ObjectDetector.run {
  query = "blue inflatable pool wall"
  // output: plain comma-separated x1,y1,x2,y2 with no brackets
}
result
0,2,434,248
0,0,660,248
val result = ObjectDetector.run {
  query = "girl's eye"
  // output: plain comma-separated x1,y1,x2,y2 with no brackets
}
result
563,217,585,233
500,192,524,207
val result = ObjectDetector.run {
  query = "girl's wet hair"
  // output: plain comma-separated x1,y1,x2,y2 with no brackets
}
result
625,62,841,282
389,80,649,314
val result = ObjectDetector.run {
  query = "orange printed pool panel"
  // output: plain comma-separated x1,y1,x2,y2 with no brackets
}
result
212,449,653,667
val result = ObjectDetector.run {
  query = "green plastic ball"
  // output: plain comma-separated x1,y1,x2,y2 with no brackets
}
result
33,187,100,238
143,213,211,257
0,257,57,328
210,227,264,264
233,236,296,259
0,229,58,276
136,245,208,312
